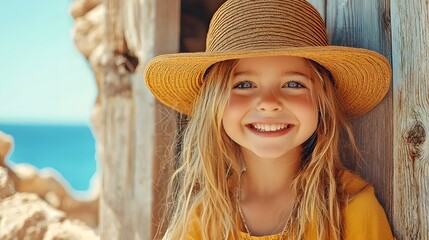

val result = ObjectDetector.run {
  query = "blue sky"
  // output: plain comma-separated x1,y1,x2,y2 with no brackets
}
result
0,0,96,125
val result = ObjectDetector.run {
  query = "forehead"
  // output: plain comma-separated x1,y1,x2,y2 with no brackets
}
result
234,56,312,77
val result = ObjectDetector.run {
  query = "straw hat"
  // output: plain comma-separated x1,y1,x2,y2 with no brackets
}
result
144,0,391,118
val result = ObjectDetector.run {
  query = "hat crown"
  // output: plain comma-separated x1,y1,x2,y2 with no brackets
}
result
207,0,329,52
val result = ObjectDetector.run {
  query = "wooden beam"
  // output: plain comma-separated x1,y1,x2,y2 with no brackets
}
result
391,0,429,239
99,0,179,239
324,0,394,224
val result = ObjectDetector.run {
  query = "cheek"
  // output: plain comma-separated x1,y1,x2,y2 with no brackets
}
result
222,95,248,133
289,95,318,127
289,94,317,112
223,95,248,118
227,94,249,109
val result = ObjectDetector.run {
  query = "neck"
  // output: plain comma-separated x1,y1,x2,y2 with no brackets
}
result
240,147,301,199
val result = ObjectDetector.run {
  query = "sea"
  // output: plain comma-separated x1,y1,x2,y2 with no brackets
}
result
0,123,97,196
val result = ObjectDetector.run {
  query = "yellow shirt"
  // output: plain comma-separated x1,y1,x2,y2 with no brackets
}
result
185,171,394,239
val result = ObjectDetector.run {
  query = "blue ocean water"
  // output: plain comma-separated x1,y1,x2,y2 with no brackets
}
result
0,123,97,192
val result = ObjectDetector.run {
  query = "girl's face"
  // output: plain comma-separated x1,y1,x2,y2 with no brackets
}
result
222,56,318,160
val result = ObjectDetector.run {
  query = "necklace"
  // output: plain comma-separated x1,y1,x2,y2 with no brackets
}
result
236,169,289,240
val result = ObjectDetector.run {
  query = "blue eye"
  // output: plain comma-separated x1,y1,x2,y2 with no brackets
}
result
284,81,304,88
234,81,255,89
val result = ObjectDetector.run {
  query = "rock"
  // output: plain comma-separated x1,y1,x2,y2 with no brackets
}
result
0,192,99,239
70,0,102,18
72,4,105,58
0,166,15,200
0,132,19,200
12,164,100,228
13,164,69,199
0,193,65,240
43,220,99,240
0,131,13,167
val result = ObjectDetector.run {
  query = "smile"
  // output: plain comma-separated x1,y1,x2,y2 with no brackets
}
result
248,123,294,132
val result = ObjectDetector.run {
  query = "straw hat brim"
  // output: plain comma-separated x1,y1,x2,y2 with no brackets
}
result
144,46,391,118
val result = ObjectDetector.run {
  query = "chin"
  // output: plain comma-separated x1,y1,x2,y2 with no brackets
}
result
253,148,296,160
255,153,289,160
241,144,302,161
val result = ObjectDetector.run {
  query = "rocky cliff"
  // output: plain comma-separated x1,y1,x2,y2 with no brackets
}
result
0,132,99,239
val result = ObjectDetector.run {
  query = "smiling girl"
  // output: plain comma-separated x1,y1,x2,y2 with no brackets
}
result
144,0,394,239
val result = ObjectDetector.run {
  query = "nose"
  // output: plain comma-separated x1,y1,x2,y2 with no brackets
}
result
256,90,283,112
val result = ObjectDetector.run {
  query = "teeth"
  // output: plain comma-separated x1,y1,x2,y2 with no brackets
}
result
252,123,289,132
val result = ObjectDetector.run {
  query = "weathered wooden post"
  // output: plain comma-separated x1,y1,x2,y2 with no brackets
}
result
391,0,429,239
308,0,394,226
99,0,179,239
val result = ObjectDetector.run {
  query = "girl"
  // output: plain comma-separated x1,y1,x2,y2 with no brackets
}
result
145,0,394,239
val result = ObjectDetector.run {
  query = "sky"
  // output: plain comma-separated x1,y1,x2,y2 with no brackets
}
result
0,0,96,125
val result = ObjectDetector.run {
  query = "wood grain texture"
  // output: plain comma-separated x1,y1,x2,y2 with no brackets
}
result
391,0,429,239
324,0,394,226
101,95,134,240
99,1,133,238
104,0,125,52
99,0,179,239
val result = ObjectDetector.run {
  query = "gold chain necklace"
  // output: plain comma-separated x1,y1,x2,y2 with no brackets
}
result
236,169,288,240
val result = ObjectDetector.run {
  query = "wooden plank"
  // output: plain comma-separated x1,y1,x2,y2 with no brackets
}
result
128,0,180,239
99,0,179,239
324,0,394,224
125,0,179,239
99,1,132,239
391,0,429,239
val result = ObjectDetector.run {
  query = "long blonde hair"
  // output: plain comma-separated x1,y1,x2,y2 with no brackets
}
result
160,59,357,240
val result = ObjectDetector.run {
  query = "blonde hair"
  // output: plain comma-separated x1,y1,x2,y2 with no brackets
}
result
285,60,356,239
160,59,357,240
